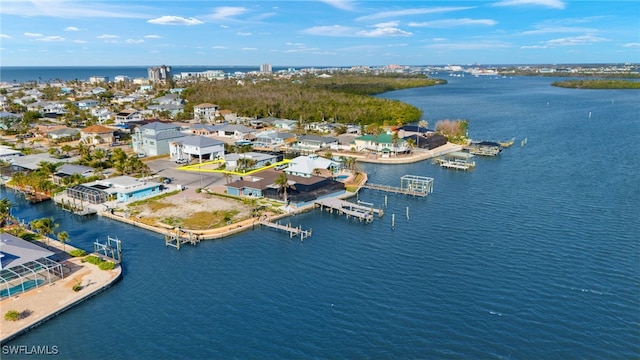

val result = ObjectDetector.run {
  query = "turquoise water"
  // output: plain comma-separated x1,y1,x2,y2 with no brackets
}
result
1,75,638,359
0,279,45,298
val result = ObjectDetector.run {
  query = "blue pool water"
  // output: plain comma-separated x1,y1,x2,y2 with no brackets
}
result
1,75,638,359
0,279,45,298
335,175,349,181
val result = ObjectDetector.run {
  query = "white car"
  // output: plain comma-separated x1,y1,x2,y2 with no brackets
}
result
175,158,188,164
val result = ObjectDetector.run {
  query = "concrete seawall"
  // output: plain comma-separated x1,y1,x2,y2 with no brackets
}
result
0,253,122,345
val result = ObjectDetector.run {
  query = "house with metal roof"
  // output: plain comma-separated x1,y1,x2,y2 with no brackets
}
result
0,232,64,298
254,130,296,149
354,133,410,156
87,176,163,203
285,154,340,178
169,135,225,162
53,164,95,185
193,103,219,122
132,121,186,156
292,134,339,151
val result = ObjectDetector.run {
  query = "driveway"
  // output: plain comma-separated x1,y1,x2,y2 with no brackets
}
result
145,158,225,190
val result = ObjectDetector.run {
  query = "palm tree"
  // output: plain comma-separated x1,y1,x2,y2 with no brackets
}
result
60,144,73,157
406,138,416,154
274,172,293,204
57,231,70,251
30,217,59,247
37,161,59,183
0,198,12,227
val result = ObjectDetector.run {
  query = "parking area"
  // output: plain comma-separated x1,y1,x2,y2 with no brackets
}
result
145,158,226,189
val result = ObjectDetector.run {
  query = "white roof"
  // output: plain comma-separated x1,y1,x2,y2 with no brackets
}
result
0,233,54,270
285,155,337,175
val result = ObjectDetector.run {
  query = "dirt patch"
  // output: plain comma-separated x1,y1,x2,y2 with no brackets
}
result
127,193,255,231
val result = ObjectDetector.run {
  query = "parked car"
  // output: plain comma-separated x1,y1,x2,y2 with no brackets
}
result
175,158,188,164
137,153,146,158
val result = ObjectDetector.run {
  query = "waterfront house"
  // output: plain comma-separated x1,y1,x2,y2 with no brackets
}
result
169,135,225,162
353,133,409,156
80,124,115,144
0,233,64,298
225,169,345,204
193,103,219,122
132,121,184,156
285,154,339,178
53,164,95,185
88,176,162,203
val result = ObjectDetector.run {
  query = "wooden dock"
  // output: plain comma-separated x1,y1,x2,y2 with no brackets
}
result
165,228,201,249
259,219,312,241
315,198,383,223
362,183,429,197
435,158,475,170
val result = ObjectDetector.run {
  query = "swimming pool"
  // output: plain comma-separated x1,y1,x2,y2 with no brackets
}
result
0,279,45,298
336,175,349,181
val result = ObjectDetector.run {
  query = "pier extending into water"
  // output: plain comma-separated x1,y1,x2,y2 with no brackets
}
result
165,228,201,249
259,219,312,241
315,198,384,223
362,174,434,197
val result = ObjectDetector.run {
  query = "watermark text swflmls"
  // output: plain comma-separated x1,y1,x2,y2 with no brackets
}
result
2,345,59,356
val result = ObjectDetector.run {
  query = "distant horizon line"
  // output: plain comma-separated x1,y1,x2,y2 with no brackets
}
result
0,62,637,68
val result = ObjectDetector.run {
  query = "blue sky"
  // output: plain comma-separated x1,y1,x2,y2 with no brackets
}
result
1,0,638,67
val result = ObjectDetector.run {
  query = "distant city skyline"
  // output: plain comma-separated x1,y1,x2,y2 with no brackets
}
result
0,0,638,67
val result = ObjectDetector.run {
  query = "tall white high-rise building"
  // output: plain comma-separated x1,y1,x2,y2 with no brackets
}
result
260,63,272,74
148,65,171,83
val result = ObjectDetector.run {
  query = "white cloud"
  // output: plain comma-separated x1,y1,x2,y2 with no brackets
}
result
520,26,597,35
357,7,473,21
237,32,253,36
320,0,356,11
220,25,229,28
1,1,149,19
492,0,565,9
623,43,640,48
24,32,44,38
241,47,257,51
126,39,144,44
144,34,162,39
97,34,119,39
147,16,203,26
73,39,87,43
409,18,497,28
0,34,12,39
64,26,80,31
521,45,548,49
212,46,228,49
356,27,412,37
37,36,65,42
209,6,248,20
302,25,356,36
546,35,609,46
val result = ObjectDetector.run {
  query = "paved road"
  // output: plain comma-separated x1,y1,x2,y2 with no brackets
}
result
145,158,225,189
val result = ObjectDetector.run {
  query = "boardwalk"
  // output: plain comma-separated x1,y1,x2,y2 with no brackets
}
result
259,219,312,241
362,183,430,197
315,197,383,223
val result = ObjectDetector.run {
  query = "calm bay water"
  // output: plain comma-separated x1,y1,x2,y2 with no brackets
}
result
2,75,639,359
